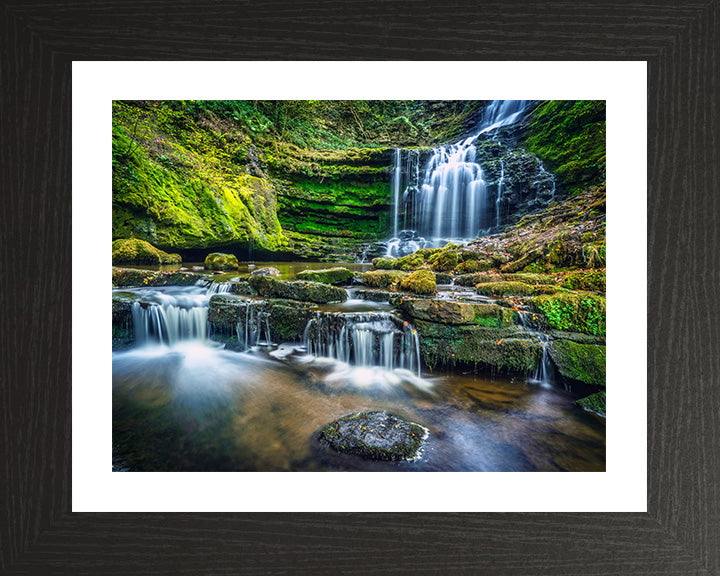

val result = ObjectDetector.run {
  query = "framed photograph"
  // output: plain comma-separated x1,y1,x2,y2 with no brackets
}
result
2,2,717,573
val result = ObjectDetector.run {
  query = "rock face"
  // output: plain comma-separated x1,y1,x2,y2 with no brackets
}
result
112,296,135,348
295,267,354,285
248,275,347,304
112,238,181,265
396,298,515,327
207,294,315,344
319,411,428,461
204,252,239,270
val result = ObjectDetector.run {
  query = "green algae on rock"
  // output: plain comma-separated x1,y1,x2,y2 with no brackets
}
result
576,391,606,417
248,275,347,303
204,252,240,270
112,267,206,288
531,292,606,336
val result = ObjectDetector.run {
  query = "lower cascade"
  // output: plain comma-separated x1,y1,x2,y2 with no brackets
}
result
303,312,421,376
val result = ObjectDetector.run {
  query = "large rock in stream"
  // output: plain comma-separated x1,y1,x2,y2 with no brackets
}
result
112,267,206,287
319,411,428,461
248,275,347,303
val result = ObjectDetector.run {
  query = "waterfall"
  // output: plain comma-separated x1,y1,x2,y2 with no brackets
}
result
386,100,530,256
234,300,273,350
303,312,421,376
132,301,208,345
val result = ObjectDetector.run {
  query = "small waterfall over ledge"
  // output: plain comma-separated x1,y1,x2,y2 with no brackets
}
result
385,100,539,257
303,312,421,377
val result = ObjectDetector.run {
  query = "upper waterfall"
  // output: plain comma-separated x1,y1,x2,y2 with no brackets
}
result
385,100,533,257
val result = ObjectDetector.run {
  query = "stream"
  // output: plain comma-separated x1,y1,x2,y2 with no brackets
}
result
113,269,605,472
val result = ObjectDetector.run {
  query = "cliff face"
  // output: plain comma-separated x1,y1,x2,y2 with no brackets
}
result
111,100,605,261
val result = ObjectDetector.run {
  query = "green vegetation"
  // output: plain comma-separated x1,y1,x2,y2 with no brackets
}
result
522,101,606,194
532,292,606,336
362,270,408,289
549,340,606,387
560,269,606,292
112,238,181,265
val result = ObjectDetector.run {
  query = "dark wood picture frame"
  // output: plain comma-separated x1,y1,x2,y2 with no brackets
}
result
2,1,718,574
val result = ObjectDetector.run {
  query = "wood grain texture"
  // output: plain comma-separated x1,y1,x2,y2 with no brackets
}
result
1,0,718,574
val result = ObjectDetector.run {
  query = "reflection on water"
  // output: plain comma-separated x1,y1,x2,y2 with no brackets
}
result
113,342,605,472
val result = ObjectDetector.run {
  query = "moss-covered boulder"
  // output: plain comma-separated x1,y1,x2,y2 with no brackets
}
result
428,247,459,272
319,411,427,461
204,252,239,270
503,273,557,285
396,299,516,327
248,275,347,303
434,272,453,285
395,252,426,271
296,267,354,285
531,292,606,336
112,267,206,288
399,269,436,295
576,391,606,417
112,238,181,265
549,340,606,387
362,270,408,289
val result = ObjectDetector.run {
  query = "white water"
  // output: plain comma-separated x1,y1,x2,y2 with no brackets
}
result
386,100,530,256
303,312,421,377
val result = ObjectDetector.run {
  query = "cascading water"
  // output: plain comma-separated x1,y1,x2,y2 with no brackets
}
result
386,100,531,257
303,312,421,377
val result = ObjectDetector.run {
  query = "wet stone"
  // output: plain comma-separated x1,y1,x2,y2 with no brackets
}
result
319,411,428,461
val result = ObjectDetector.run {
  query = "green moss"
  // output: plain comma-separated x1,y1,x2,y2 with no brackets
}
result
455,272,502,287
396,252,426,271
476,281,536,297
399,269,436,295
503,273,556,285
112,267,206,287
522,101,605,195
112,238,181,265
295,267,354,285
549,340,606,387
429,247,459,272
362,270,408,288
532,292,606,336
576,391,606,416
434,272,452,284
454,259,492,274
372,257,397,270
248,275,348,303
204,252,239,270
560,269,606,292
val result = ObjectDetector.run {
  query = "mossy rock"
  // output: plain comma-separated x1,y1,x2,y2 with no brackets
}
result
549,340,606,387
434,272,453,285
112,238,181,265
455,272,502,287
560,269,606,292
204,252,239,270
395,252,426,271
319,411,427,461
576,391,606,417
429,247,459,272
454,259,492,274
112,296,135,347
371,257,397,270
503,273,557,285
112,267,206,288
399,269,436,295
396,299,516,327
476,281,536,297
362,270,408,289
500,249,542,273
296,267,354,285
248,275,347,304
532,292,606,336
